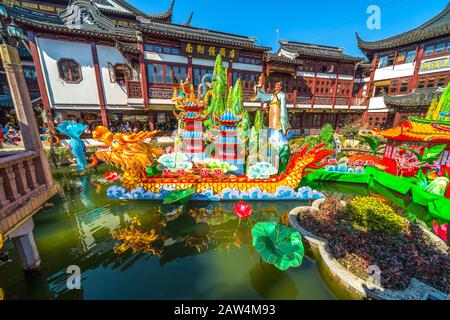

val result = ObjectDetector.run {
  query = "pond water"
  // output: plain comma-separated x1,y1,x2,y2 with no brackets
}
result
0,167,337,300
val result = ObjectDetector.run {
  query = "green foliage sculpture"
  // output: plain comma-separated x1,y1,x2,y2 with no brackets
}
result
204,55,228,129
360,135,384,156
251,222,305,271
278,144,291,174
347,196,407,235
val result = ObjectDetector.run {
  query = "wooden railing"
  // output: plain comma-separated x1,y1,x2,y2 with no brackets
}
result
126,80,143,99
0,151,49,235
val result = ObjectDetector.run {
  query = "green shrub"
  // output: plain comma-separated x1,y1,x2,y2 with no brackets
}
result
340,123,360,140
346,196,407,235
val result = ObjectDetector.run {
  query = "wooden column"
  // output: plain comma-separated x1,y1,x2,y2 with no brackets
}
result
348,63,357,108
27,31,55,136
409,46,425,91
393,111,402,127
227,60,233,88
138,39,149,109
293,65,298,108
187,56,193,81
331,63,340,109
0,44,53,186
90,42,108,128
311,61,318,109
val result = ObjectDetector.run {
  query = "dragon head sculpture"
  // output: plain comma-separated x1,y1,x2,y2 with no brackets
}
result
92,126,162,189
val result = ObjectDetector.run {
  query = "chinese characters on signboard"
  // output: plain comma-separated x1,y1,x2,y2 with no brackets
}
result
420,56,450,73
182,43,239,61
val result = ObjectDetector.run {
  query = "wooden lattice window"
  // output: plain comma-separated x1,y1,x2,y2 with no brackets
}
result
58,59,82,84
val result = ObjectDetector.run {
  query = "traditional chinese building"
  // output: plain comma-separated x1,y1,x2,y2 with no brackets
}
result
264,40,367,135
357,2,450,129
0,0,269,133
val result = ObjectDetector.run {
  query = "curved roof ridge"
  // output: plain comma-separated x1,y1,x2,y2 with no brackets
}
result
357,2,450,55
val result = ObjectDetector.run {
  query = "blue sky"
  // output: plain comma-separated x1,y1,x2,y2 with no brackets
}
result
128,0,449,57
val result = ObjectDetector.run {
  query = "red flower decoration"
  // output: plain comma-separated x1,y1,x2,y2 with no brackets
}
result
176,169,186,177
233,201,253,219
199,169,209,178
213,169,223,178
433,221,448,242
104,171,120,182
328,159,337,165
163,169,173,177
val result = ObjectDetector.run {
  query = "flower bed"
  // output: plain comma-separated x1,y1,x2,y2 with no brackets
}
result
296,196,449,294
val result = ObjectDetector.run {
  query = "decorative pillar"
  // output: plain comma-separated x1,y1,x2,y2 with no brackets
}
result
10,218,41,273
15,162,30,195
0,44,53,186
90,42,108,128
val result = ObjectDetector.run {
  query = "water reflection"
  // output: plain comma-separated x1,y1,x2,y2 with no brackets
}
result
0,167,335,300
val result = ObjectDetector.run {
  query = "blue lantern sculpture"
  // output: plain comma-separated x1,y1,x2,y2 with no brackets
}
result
57,121,88,172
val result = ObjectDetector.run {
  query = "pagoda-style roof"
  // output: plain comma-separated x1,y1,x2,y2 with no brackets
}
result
215,108,242,125
357,3,450,57
136,20,271,52
277,40,364,62
373,117,450,143
383,87,443,108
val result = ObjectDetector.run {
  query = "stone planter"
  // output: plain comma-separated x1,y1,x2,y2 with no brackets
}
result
289,199,448,300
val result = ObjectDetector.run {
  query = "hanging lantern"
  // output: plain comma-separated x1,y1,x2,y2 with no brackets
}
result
0,5,8,20
7,21,27,42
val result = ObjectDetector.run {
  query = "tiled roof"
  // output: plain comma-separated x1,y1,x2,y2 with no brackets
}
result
357,3,450,55
267,54,303,66
6,4,136,41
136,20,271,52
277,40,363,62
49,0,175,21
383,88,442,107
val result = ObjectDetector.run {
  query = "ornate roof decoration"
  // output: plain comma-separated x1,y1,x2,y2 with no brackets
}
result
185,12,194,26
60,0,117,32
6,2,136,41
136,20,270,52
88,0,175,22
277,40,363,62
357,3,450,57
383,87,443,108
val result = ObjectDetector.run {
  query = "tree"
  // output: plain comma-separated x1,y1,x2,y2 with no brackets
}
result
231,78,243,115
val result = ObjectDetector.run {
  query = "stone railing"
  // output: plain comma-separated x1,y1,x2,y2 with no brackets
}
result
0,151,50,235
126,80,143,99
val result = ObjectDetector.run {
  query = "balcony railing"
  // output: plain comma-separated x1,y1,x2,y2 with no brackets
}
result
126,80,143,99
0,151,51,235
